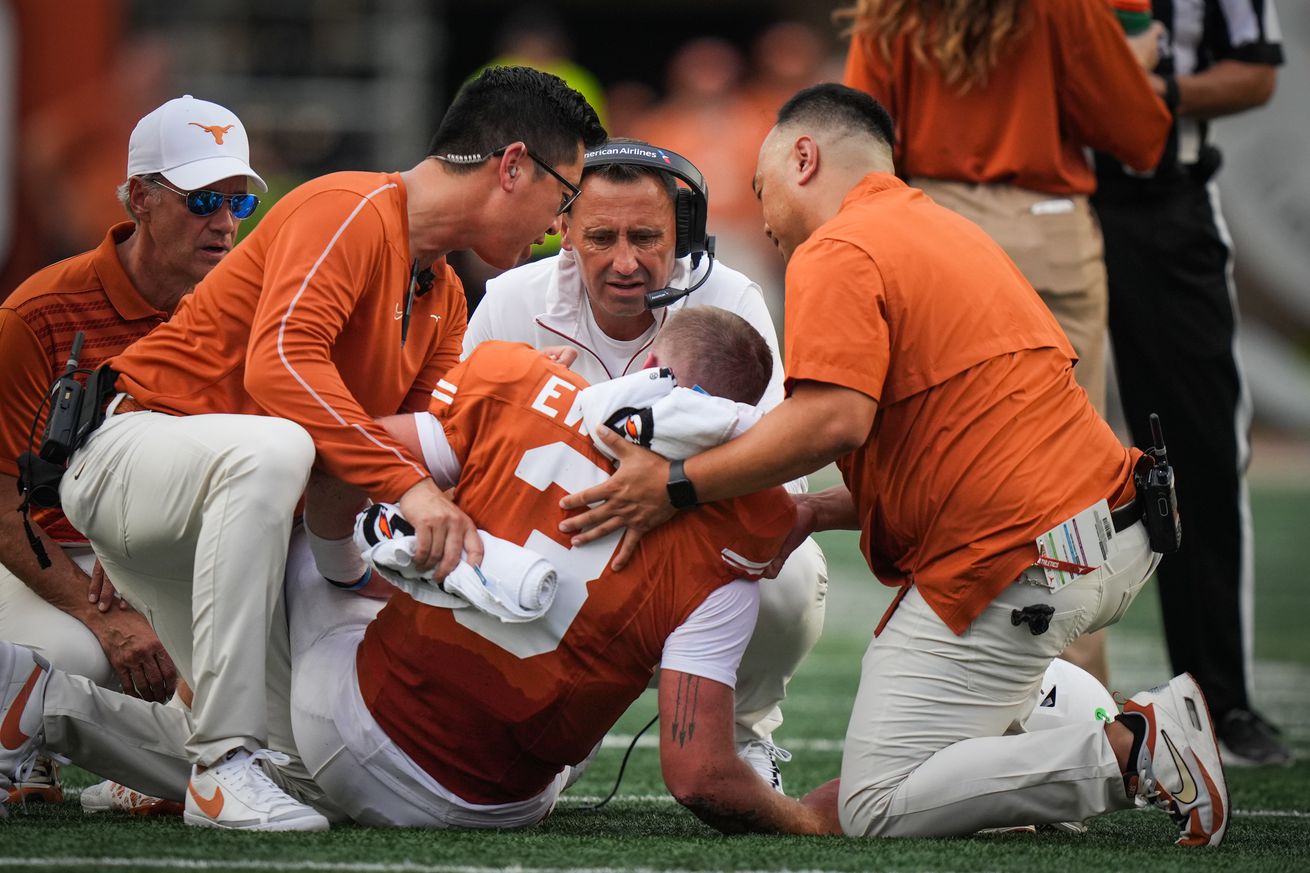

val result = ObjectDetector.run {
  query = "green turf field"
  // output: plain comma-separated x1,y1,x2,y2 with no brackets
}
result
3,482,1307,873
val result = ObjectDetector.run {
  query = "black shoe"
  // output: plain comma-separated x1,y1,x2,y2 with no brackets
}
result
1217,709,1294,767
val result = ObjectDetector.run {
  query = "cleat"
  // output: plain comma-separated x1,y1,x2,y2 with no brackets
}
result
81,779,183,817
0,642,49,793
184,748,328,831
1218,709,1294,768
737,737,792,795
5,755,62,805
1121,673,1229,847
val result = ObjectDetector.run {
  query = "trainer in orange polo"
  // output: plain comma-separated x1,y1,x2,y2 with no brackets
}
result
783,173,1138,633
110,171,467,501
0,222,168,542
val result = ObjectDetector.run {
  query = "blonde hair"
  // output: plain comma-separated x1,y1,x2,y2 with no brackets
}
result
837,0,1029,93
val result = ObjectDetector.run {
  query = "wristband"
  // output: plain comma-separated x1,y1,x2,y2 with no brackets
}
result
1160,73,1180,113
306,527,368,585
327,566,373,591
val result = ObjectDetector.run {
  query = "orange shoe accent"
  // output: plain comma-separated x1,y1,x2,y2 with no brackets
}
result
187,781,225,818
189,123,235,144
5,782,63,805
0,666,43,750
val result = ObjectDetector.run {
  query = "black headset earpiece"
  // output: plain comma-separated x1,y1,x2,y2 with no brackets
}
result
673,189,695,260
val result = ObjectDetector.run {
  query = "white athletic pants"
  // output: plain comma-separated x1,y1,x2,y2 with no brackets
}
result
838,521,1159,837
734,536,828,744
0,547,115,687
59,409,315,767
283,537,566,828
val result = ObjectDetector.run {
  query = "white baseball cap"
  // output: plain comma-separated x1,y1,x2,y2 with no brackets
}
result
127,95,267,192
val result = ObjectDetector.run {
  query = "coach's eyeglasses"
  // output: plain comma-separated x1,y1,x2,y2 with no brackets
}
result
434,145,582,215
152,179,260,219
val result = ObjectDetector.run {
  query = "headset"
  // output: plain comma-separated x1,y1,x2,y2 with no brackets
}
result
582,141,716,309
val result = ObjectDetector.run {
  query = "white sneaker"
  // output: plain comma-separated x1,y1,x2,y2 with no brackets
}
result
1121,673,1229,847
184,748,328,831
737,737,792,794
0,642,49,792
82,779,183,817
5,754,62,805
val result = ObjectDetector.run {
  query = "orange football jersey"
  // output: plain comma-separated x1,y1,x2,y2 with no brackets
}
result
355,342,795,804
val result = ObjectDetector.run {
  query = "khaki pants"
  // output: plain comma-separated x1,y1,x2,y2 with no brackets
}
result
914,180,1109,414
59,409,314,768
838,522,1159,837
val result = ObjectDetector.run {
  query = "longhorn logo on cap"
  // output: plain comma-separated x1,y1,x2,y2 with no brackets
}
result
189,122,234,144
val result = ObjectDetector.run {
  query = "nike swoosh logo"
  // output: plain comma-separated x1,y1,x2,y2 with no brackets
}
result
430,314,442,323
0,665,43,750
188,781,225,818
1162,729,1198,805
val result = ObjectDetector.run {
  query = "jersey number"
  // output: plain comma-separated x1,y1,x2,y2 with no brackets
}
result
452,442,622,657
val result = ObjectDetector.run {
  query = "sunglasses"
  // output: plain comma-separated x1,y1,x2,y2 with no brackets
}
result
435,145,582,215
153,179,260,219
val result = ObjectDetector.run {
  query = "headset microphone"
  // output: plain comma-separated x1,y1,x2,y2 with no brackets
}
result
643,235,716,309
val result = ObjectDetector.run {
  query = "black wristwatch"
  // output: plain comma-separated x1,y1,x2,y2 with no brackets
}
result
666,459,699,509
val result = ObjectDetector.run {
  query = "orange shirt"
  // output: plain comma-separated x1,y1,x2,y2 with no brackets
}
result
111,172,467,501
0,223,167,543
784,174,1137,634
356,343,794,803
843,0,1169,195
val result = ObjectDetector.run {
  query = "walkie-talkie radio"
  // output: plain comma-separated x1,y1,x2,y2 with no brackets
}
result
39,332,89,464
1134,413,1182,554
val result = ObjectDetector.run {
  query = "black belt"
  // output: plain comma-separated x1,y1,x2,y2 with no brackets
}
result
1111,499,1142,533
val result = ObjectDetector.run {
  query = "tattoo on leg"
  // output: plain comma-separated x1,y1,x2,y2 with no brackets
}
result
670,674,701,747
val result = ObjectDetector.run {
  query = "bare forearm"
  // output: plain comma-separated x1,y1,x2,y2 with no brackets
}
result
802,485,860,532
0,490,95,620
687,384,874,504
678,762,839,835
1162,61,1277,120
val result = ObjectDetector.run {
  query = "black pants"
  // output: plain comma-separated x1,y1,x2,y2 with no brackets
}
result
1094,177,1252,720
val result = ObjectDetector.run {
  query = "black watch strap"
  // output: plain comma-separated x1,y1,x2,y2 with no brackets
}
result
666,459,699,509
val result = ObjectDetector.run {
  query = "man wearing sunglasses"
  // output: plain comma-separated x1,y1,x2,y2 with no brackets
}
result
50,66,604,831
0,95,263,812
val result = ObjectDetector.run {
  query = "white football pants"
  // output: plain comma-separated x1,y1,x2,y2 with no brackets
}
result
838,520,1160,836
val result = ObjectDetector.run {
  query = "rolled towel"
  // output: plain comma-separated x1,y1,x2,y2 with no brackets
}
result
354,504,558,621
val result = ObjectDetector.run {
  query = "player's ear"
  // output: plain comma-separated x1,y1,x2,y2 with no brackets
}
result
560,214,574,251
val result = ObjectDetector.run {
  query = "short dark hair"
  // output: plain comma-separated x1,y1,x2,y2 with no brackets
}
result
580,138,678,205
428,66,607,172
653,308,773,406
776,83,896,149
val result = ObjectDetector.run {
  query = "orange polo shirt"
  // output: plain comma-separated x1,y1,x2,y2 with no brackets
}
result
843,0,1169,195
0,222,167,542
111,172,467,502
784,174,1137,634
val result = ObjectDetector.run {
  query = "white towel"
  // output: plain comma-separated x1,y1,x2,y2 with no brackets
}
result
578,367,762,461
353,504,557,622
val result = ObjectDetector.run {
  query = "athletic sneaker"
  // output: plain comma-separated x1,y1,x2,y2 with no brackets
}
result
5,755,62,805
184,748,328,831
0,642,49,792
81,779,184,817
737,737,792,794
1121,673,1229,847
1218,709,1294,768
